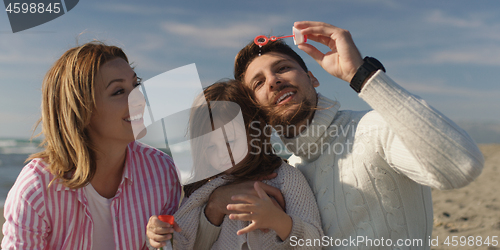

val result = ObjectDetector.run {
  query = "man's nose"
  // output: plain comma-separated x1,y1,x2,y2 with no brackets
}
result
268,75,282,90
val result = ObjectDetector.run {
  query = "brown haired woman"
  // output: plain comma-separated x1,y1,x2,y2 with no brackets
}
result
147,80,323,249
1,42,181,249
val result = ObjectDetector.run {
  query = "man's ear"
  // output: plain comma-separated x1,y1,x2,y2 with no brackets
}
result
308,71,320,88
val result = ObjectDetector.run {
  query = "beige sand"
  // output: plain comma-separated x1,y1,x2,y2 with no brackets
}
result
1,145,499,248
431,144,500,249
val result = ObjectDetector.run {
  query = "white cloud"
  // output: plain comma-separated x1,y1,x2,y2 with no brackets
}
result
131,33,168,52
0,36,57,65
0,54,52,65
93,3,187,15
385,44,500,67
427,47,500,66
363,0,403,9
160,15,289,49
422,10,500,42
335,0,403,9
425,10,483,28
161,21,260,49
395,78,500,99
384,40,500,67
375,9,500,68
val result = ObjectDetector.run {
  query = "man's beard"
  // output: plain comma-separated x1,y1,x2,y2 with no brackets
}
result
263,97,315,135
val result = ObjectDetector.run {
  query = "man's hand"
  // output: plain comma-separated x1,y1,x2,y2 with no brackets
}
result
227,182,293,241
294,21,364,83
204,173,285,226
146,215,181,248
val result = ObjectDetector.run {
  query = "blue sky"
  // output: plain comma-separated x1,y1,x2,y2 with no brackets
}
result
1,0,500,139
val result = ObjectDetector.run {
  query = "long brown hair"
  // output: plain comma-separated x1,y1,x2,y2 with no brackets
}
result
29,41,129,189
183,80,282,197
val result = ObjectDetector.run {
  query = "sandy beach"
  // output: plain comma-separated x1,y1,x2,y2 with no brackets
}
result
431,144,500,250
1,144,499,247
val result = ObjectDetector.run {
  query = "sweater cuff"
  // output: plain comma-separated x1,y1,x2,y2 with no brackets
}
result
194,204,222,249
271,215,305,247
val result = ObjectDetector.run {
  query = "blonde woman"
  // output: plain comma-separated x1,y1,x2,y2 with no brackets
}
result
1,42,181,249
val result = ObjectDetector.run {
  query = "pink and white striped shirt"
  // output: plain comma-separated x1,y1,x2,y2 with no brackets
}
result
2,141,181,250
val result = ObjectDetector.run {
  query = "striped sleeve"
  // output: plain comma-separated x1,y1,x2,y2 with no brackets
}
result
160,155,181,216
2,161,50,249
115,142,181,249
2,143,183,250
131,142,181,216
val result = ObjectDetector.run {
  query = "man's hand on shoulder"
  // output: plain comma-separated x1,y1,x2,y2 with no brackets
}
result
204,173,285,226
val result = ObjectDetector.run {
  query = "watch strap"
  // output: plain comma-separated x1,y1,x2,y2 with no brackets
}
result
350,57,386,93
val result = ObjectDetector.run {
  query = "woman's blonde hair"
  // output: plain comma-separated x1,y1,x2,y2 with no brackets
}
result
29,41,129,189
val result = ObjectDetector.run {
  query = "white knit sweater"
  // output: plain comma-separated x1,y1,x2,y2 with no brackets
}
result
281,70,484,249
196,70,484,249
174,162,323,250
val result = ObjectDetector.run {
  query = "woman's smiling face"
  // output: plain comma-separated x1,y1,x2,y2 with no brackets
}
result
88,57,146,146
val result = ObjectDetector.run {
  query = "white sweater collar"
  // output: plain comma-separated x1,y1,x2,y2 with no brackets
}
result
281,93,345,160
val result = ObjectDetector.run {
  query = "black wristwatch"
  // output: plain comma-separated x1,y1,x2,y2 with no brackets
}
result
349,56,386,93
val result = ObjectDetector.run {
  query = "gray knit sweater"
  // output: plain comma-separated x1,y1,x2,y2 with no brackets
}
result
173,162,323,250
